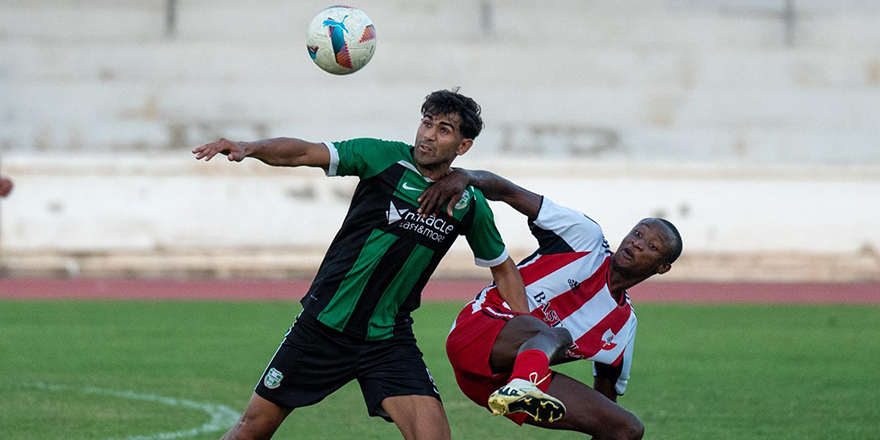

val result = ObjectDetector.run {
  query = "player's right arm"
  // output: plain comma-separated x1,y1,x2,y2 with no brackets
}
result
418,169,542,220
192,137,330,170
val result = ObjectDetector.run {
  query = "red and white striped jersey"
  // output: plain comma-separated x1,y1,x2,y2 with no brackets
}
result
479,197,637,395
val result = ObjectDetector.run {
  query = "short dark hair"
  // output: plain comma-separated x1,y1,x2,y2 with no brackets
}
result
421,87,485,140
657,218,683,264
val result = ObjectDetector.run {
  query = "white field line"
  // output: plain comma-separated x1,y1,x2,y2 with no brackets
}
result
28,382,240,440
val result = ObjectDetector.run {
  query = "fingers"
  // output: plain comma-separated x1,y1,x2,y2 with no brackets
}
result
192,139,231,162
418,183,463,218
417,187,441,217
446,192,462,217
192,143,218,161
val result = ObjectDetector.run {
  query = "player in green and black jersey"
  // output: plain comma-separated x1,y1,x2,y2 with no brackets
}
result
192,89,528,440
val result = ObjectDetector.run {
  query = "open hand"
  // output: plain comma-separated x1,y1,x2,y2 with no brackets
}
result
192,138,247,162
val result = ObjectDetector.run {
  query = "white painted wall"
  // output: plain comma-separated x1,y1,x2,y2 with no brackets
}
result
2,1,879,278
2,1,880,163
3,155,877,259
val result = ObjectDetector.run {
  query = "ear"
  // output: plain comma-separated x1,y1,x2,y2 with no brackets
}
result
456,138,474,156
656,263,671,275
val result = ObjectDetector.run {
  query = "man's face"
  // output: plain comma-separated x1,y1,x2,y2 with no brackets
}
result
611,219,673,277
413,112,473,169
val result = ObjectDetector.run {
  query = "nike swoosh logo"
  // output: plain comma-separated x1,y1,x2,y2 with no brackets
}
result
401,182,421,191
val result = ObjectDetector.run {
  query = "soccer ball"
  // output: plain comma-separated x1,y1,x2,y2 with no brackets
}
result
306,6,377,75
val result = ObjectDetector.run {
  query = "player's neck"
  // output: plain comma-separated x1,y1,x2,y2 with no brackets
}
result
608,270,650,303
415,162,453,181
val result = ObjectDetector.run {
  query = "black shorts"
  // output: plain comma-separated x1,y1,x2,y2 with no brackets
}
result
254,312,441,422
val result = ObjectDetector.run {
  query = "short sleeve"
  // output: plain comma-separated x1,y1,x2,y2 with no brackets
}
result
328,138,411,179
530,197,606,254
464,190,509,267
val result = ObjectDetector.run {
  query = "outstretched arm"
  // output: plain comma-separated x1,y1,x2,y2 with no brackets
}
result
192,137,330,169
418,169,543,220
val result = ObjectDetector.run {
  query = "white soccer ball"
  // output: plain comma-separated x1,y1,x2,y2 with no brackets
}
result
306,6,377,75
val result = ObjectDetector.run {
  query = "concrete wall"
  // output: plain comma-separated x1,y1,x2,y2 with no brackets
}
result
2,155,877,281
1,1,879,279
2,0,880,163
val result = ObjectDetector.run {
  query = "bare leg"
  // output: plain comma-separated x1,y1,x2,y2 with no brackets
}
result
381,395,451,440
525,373,644,440
484,315,573,422
489,314,572,374
220,393,293,440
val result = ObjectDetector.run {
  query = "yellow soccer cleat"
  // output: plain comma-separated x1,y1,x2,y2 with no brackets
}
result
487,376,566,423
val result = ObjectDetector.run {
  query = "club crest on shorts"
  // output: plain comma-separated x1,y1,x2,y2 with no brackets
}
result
264,368,284,389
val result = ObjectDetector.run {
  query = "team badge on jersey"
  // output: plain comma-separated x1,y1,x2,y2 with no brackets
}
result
264,368,284,389
454,189,472,211
601,329,617,350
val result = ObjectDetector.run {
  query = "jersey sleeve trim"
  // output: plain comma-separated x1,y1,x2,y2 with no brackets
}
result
323,141,339,177
532,197,605,253
475,248,509,268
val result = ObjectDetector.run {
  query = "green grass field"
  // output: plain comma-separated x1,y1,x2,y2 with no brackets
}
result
2,300,879,440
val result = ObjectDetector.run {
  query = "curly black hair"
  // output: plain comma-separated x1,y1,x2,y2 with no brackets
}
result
421,87,485,140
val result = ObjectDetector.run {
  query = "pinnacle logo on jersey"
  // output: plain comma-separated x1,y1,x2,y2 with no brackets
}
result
601,329,617,350
386,201,410,225
264,368,284,389
396,210,456,242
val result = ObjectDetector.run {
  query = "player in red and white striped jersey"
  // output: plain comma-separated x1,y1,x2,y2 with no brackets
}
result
418,169,682,439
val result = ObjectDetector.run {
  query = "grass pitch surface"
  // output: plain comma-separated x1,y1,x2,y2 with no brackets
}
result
2,300,878,440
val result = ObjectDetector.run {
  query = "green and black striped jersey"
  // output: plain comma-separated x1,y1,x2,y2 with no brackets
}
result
301,138,508,341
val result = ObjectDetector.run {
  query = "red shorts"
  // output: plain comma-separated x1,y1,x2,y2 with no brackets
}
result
445,297,552,425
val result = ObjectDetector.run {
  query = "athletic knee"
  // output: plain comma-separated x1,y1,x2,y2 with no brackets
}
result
548,326,573,346
590,414,642,440
627,418,645,440
539,327,572,360
612,416,644,440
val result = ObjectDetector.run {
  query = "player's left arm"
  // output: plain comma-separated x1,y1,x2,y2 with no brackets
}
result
489,257,529,313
